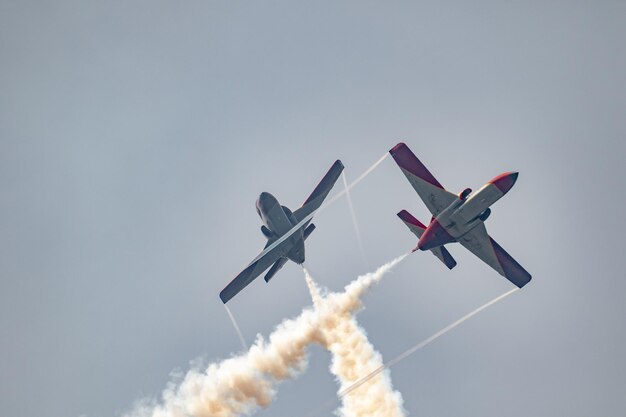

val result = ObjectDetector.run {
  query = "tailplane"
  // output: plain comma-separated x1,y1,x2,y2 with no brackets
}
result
264,257,288,282
397,210,457,270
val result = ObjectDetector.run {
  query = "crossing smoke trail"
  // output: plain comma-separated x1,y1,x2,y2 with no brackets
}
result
123,254,406,417
341,171,368,268
304,267,405,417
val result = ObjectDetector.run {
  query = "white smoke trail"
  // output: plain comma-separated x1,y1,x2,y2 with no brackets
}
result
341,171,368,269
124,254,405,417
304,265,406,417
308,287,519,415
125,308,321,417
249,153,389,266
224,305,248,351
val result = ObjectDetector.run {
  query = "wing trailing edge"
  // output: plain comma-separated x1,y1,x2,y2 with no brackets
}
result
488,237,532,288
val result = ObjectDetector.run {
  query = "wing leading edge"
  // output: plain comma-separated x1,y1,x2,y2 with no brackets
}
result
292,160,344,223
219,242,283,304
389,143,456,216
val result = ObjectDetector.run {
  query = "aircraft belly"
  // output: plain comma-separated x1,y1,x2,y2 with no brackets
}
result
264,206,292,236
452,184,503,224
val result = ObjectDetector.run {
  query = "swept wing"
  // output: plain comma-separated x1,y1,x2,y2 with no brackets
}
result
389,143,456,216
292,160,344,223
219,241,283,303
458,223,532,288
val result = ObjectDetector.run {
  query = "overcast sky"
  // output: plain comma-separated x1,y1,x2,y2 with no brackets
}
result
1,2,625,417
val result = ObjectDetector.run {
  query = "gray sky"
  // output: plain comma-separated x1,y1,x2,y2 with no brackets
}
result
1,1,625,416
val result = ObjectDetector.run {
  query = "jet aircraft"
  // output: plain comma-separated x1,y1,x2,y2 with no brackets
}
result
220,160,344,303
390,143,531,288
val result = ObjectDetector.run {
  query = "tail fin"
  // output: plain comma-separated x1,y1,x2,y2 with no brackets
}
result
397,210,457,270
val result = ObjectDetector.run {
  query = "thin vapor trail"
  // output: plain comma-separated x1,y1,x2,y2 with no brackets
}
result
224,304,248,351
249,153,389,266
341,171,368,268
124,253,405,417
308,287,519,415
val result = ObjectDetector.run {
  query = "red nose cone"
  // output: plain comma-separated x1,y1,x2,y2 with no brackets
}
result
490,172,518,194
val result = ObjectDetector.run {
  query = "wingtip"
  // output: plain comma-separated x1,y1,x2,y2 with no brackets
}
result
389,142,407,154
219,291,229,304
397,209,426,228
397,209,410,218
517,273,532,288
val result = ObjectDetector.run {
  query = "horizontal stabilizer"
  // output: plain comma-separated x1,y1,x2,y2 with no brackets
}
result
264,257,288,283
397,210,457,270
433,245,457,270
397,209,428,235
303,223,316,240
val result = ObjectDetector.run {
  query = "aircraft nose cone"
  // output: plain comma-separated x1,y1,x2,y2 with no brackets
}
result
490,172,518,194
257,192,275,208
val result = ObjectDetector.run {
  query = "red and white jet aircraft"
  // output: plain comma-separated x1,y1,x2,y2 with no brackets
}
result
390,143,531,288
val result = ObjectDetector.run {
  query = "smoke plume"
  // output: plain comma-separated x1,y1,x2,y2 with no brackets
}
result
304,258,407,417
124,255,407,417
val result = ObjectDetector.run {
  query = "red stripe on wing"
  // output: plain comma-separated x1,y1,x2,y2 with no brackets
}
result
389,143,444,189
489,237,532,288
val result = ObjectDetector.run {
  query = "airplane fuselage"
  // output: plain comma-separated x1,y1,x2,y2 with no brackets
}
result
256,192,306,264
418,172,519,250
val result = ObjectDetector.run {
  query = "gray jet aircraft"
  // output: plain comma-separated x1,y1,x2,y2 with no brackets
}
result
390,143,531,288
220,160,344,303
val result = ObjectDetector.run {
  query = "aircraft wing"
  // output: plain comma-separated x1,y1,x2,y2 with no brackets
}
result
458,223,532,288
389,143,457,216
219,242,283,303
292,160,344,223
